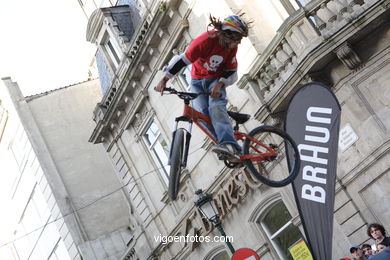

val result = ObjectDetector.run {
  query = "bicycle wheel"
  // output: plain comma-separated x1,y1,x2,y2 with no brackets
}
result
168,128,185,200
243,125,300,187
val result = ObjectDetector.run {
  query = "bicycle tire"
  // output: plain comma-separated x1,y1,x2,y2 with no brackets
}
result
168,128,185,201
243,125,300,187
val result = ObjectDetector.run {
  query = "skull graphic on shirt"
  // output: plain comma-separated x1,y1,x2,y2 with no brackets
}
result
204,55,223,71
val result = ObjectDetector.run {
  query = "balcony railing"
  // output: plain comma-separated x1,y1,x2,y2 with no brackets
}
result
240,0,387,121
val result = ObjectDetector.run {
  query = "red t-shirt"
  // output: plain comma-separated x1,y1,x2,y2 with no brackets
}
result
185,30,238,79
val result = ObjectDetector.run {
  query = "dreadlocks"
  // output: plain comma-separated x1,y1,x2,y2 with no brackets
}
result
208,14,223,31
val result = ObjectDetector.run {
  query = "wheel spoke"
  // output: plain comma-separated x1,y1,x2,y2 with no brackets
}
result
243,126,300,187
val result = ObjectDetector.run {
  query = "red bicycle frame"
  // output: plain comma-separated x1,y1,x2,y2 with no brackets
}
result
180,103,277,163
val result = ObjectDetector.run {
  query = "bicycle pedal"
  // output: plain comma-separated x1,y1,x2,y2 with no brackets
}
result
234,163,244,168
217,154,229,160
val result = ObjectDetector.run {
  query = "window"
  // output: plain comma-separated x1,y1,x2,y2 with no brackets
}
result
260,201,304,260
10,124,27,168
102,32,122,68
0,102,7,139
13,185,65,260
107,40,120,64
13,203,42,259
33,220,63,259
296,0,309,6
289,0,309,9
48,239,71,260
96,51,112,94
31,186,51,223
144,120,170,182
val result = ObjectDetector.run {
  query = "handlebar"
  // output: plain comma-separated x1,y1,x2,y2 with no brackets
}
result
162,87,209,101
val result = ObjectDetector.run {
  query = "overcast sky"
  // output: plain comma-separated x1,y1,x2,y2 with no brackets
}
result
0,0,97,96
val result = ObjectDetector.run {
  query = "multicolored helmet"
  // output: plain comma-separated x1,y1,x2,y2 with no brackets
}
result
222,15,248,37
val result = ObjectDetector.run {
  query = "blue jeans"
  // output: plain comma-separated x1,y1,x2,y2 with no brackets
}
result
191,78,241,151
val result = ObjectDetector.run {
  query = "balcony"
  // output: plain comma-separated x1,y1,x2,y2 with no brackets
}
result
238,0,390,123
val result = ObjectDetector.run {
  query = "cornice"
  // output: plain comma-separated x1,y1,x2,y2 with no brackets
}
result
105,90,149,150
86,8,116,43
88,119,108,143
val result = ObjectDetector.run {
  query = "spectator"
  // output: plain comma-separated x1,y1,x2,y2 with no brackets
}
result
340,258,352,260
350,246,368,260
369,246,390,260
361,244,373,258
367,223,390,247
376,242,388,253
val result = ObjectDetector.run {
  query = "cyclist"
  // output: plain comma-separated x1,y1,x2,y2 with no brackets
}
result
155,14,249,162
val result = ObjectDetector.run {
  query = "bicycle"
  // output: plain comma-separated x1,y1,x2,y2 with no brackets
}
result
163,87,300,201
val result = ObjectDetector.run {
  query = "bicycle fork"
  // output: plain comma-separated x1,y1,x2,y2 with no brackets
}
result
168,116,193,168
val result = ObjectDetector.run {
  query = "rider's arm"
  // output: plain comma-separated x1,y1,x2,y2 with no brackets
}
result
218,48,238,87
219,70,238,86
163,54,191,79
210,70,237,98
163,32,210,79
156,53,191,93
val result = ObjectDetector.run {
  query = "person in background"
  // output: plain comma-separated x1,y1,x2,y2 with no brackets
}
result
350,246,368,260
361,244,374,258
367,223,390,247
155,14,249,162
369,244,390,260
376,242,389,253
340,257,352,260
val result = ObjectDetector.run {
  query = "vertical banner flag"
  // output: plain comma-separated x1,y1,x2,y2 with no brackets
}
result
285,82,341,260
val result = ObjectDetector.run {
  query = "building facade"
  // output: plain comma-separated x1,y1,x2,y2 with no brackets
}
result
0,78,133,259
86,0,390,259
78,0,141,90
0,80,77,260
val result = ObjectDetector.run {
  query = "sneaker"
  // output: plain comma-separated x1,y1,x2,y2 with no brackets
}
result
212,144,241,163
217,153,226,160
217,153,241,163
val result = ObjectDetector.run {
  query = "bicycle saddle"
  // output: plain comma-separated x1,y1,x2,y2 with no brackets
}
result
227,111,250,124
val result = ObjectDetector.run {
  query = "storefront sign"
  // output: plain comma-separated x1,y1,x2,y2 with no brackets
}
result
288,239,313,260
